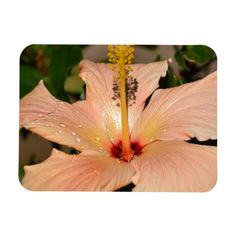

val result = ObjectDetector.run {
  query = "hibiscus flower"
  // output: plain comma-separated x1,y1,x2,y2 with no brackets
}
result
20,45,217,191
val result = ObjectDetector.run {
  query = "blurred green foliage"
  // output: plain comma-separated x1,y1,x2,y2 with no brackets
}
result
175,45,216,71
167,45,216,87
20,65,45,98
18,165,25,183
20,45,83,102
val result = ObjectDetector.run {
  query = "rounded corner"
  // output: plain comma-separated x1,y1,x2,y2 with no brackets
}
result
204,176,218,193
19,44,41,63
200,44,218,60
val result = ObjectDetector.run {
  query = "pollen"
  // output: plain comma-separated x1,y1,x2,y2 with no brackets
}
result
108,45,134,66
108,45,138,106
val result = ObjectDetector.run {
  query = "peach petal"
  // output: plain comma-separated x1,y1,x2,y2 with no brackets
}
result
78,60,168,132
22,149,135,191
128,61,168,122
20,81,112,153
131,141,217,192
131,72,217,144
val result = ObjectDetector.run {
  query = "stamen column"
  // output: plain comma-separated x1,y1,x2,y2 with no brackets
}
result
107,45,134,161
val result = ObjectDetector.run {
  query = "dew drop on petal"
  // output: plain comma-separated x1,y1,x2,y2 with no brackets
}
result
78,124,82,128
60,101,64,104
202,109,206,113
58,130,62,134
95,137,101,141
93,169,99,175
59,123,65,128
71,132,76,136
76,138,81,142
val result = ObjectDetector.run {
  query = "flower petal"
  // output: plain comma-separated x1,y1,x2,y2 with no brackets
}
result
20,81,112,153
22,149,135,191
131,72,217,144
78,60,122,144
128,61,168,122
78,60,168,132
131,141,217,192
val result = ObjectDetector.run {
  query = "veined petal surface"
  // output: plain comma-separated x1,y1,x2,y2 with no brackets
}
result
131,141,217,192
22,149,135,191
20,81,112,153
131,72,217,144
79,60,168,133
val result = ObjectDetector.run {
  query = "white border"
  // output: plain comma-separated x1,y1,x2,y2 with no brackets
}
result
1,1,235,235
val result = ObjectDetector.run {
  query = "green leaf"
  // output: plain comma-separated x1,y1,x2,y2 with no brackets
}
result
20,65,44,98
46,45,82,101
166,70,188,88
175,51,190,71
64,74,85,95
19,165,25,182
185,45,216,64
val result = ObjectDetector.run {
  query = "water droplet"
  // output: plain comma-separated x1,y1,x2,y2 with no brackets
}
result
58,130,62,134
93,169,99,175
149,138,153,142
76,138,81,142
202,109,206,113
59,123,65,128
106,128,110,132
95,137,101,141
110,137,114,142
60,101,64,104
78,124,82,128
71,132,76,136
106,92,109,96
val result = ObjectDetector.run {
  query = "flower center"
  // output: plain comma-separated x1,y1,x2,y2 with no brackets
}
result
107,45,135,162
110,140,143,161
